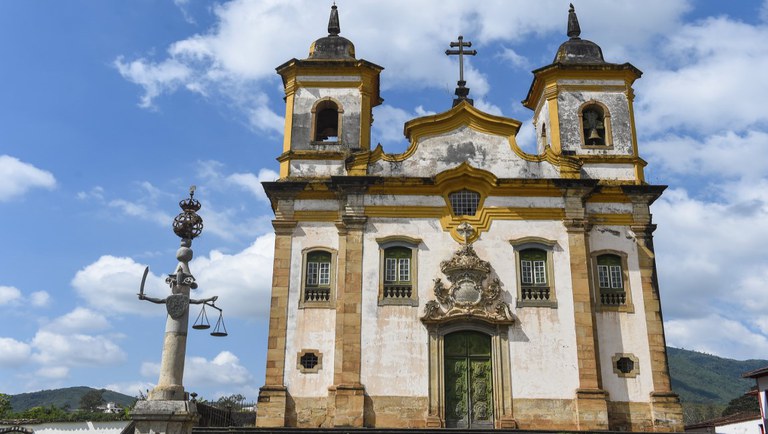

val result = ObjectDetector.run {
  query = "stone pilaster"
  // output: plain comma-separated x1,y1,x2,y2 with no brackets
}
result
256,186,300,427
329,178,369,427
624,186,683,432
558,180,609,430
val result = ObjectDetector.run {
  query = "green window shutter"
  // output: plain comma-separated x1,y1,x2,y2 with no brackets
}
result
520,249,547,286
306,251,331,287
384,247,412,284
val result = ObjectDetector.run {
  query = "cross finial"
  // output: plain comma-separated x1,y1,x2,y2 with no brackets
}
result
445,35,477,107
456,222,475,245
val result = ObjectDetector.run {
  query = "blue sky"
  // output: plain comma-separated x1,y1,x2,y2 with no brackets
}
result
2,0,768,401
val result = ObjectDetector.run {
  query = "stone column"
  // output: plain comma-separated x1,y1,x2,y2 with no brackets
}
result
329,181,367,427
624,186,683,432
256,189,299,427
558,180,609,431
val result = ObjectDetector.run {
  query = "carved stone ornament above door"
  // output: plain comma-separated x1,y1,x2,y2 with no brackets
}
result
422,223,514,326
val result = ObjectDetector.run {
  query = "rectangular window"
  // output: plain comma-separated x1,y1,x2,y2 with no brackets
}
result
306,262,319,286
319,262,330,286
398,258,410,282
385,258,397,282
609,265,623,289
533,260,546,284
598,265,610,288
521,260,533,284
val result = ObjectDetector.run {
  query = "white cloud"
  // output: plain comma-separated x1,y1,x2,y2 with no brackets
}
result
115,1,690,134
636,17,768,136
497,46,529,69
665,315,768,361
35,366,70,379
0,286,22,305
72,255,167,316
226,168,279,203
192,233,275,319
43,307,111,334
0,337,32,367
184,351,254,388
108,199,172,226
31,330,126,367
0,155,56,202
29,291,51,307
77,186,105,201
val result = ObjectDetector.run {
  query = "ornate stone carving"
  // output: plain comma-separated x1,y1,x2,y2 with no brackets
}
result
422,226,513,325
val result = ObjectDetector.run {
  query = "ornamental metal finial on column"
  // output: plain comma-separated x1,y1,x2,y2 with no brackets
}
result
137,186,227,402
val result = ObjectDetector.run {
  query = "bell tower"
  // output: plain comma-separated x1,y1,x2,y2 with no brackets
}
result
275,5,383,178
523,4,645,183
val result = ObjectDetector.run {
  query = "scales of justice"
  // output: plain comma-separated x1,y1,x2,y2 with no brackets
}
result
132,186,227,434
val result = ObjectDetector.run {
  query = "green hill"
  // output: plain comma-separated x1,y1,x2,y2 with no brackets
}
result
667,346,767,404
9,387,136,412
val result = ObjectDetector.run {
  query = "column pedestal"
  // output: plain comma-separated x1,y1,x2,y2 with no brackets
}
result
132,400,198,434
328,384,365,427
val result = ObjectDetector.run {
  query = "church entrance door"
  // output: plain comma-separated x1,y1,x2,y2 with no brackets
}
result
444,331,494,428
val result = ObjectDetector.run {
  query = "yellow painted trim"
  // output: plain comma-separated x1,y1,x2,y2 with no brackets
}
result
280,83,296,178
294,210,339,222
625,88,645,184
544,84,562,154
365,206,446,219
558,84,628,93
280,160,290,178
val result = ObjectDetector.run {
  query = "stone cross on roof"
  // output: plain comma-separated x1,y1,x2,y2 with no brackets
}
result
445,35,477,106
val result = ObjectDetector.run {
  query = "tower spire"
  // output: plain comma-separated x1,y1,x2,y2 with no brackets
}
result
328,4,340,36
567,3,581,39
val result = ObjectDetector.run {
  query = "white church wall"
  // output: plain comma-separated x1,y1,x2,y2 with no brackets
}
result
481,220,580,399
360,219,438,397
367,126,560,179
289,160,345,177
533,98,551,154
284,222,338,397
363,195,445,207
586,202,634,214
483,196,565,208
590,226,654,402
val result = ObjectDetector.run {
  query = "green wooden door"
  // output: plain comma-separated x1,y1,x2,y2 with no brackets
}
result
444,331,493,428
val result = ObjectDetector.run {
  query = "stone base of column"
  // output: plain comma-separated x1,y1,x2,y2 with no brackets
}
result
255,385,288,427
575,388,609,431
650,392,684,432
329,383,365,427
425,415,442,428
132,400,198,434
497,415,518,429
147,385,186,401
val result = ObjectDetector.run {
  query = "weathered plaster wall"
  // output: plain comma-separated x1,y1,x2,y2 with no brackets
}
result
368,126,559,178
586,202,634,214
284,222,338,397
533,99,551,154
590,226,654,402
581,163,636,181
289,160,345,177
363,195,445,207
556,80,633,155
291,85,362,150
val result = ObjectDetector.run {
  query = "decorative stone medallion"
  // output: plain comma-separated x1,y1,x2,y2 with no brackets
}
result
166,294,189,319
422,227,513,325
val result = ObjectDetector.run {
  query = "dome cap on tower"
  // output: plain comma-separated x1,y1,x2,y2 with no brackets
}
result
553,4,605,64
309,5,356,59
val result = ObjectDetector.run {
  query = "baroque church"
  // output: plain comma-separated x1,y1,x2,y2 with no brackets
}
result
256,5,684,431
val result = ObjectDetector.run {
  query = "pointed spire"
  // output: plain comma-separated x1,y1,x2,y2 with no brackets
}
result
328,4,340,36
567,3,581,39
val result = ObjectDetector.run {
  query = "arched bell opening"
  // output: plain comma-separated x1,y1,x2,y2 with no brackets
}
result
311,98,344,143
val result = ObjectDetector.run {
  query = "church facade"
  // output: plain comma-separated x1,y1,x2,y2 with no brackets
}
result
256,5,684,432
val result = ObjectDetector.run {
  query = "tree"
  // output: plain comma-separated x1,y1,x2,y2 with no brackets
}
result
215,394,246,410
0,393,11,417
722,393,760,417
79,389,105,412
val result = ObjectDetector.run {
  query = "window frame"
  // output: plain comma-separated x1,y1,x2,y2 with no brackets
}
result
299,247,337,309
309,97,344,145
577,100,613,149
296,348,323,374
591,250,634,313
448,189,481,217
611,353,640,378
510,237,558,308
376,236,421,306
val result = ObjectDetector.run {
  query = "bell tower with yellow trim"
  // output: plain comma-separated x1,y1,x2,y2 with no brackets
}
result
275,5,383,179
523,4,646,184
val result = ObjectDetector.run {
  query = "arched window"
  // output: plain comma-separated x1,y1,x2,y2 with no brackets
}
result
449,189,480,216
591,250,633,312
510,237,557,308
300,248,336,308
314,99,340,142
377,236,421,306
581,103,607,146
